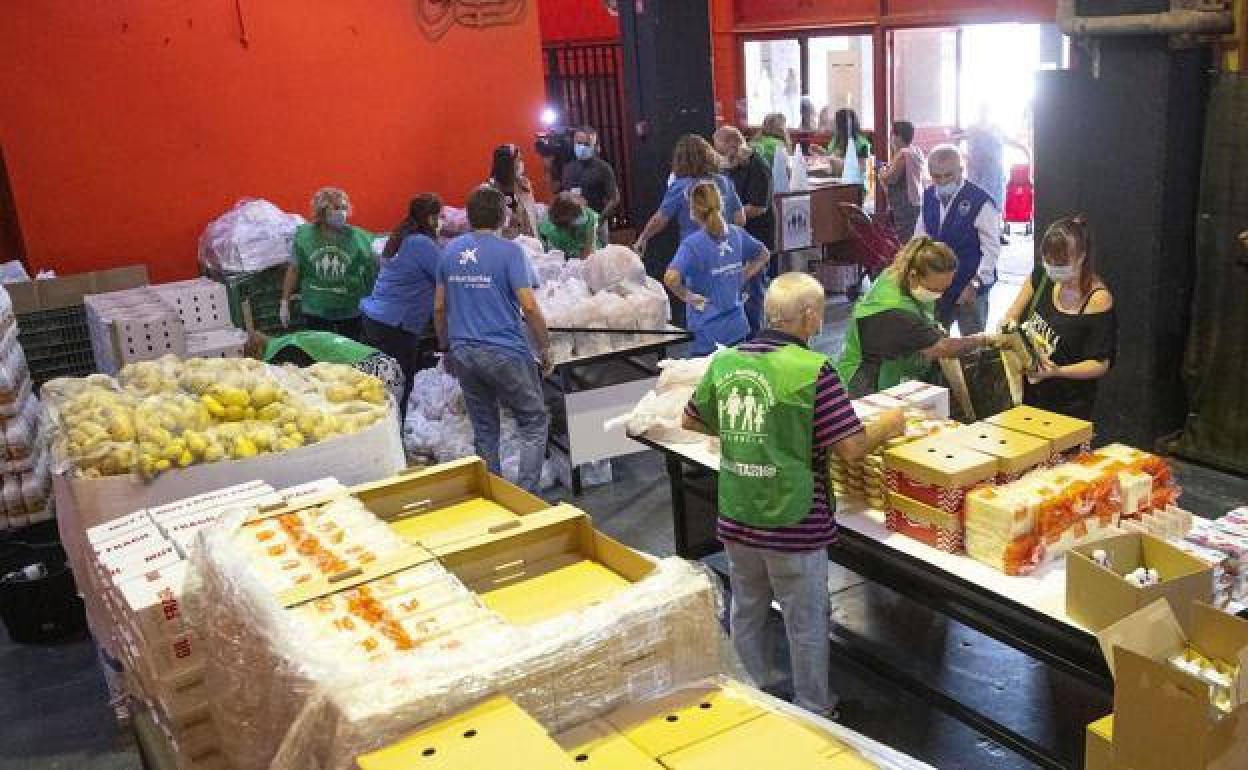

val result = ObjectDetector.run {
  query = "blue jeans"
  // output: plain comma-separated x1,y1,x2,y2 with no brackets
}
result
451,344,549,493
724,542,832,714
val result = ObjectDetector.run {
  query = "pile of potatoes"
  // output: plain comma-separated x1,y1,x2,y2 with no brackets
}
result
44,356,391,479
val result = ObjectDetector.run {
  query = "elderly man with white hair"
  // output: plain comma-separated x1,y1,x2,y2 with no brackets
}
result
914,144,1002,335
683,272,904,719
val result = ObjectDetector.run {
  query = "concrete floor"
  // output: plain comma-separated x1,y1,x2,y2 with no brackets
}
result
3,234,1246,769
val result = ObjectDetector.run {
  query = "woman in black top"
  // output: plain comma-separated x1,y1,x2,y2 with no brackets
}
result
713,125,775,334
1002,215,1117,420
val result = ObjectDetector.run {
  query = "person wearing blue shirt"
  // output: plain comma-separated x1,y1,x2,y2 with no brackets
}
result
434,186,552,494
360,193,443,421
632,134,745,256
664,181,770,356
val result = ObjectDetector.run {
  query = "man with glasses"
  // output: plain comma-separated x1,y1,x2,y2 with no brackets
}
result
913,144,1001,336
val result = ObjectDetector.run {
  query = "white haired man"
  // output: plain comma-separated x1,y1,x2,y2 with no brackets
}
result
683,272,904,719
914,144,1002,335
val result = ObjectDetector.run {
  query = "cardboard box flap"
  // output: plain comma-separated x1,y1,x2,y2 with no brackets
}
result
603,684,764,758
277,547,437,609
883,435,998,488
1191,602,1248,707
8,266,149,314
1097,598,1187,679
947,423,1052,474
554,720,666,769
985,405,1094,451
887,491,960,532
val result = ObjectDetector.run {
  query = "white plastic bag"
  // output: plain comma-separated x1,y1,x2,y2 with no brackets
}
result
657,355,714,392
197,199,306,274
584,244,646,293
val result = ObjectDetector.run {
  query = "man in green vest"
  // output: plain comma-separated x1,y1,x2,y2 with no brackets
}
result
683,272,904,718
837,236,1002,397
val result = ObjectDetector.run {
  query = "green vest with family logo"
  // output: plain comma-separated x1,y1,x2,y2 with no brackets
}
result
836,269,935,393
293,223,377,320
693,344,825,529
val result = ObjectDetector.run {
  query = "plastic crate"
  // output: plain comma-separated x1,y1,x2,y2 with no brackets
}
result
205,266,304,334
0,539,87,644
151,278,231,332
16,306,97,385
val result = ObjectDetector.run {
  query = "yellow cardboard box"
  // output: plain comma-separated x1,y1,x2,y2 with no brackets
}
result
603,683,764,759
355,696,578,770
1097,601,1248,770
986,405,1094,455
1067,533,1213,634
656,711,872,769
435,507,655,626
555,720,666,769
1085,714,1114,770
946,422,1052,476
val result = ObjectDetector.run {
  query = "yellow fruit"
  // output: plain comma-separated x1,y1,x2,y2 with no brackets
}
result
202,394,226,419
225,405,245,422
357,386,386,405
177,450,194,467
219,387,250,409
107,415,135,442
202,443,226,463
184,431,207,454
232,437,258,459
244,406,256,420
251,384,279,409
153,458,172,473
258,403,285,422
325,383,355,403
162,440,186,463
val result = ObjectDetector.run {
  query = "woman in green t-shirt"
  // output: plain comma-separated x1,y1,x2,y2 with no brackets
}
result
280,186,377,342
538,192,602,257
750,112,791,170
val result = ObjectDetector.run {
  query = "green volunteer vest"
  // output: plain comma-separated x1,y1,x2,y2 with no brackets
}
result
293,223,377,319
264,331,375,366
693,344,826,528
836,269,936,393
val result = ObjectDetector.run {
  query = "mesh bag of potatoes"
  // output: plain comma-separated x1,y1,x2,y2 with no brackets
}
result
44,355,393,480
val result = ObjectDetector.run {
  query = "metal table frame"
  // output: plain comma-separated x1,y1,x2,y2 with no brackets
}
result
634,434,1110,770
544,328,691,495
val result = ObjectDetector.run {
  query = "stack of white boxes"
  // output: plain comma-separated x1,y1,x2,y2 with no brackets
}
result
86,278,247,374
0,284,54,532
82,478,344,770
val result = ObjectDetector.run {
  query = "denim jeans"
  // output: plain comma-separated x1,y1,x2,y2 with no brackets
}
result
724,542,832,714
451,343,549,493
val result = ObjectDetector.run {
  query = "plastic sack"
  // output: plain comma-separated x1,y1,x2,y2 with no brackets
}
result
0,261,30,284
656,355,714,392
584,245,646,293
0,343,28,404
198,199,306,275
573,296,613,358
513,235,545,260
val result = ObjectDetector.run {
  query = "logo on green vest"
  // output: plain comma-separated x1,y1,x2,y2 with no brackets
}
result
717,370,775,442
311,246,349,280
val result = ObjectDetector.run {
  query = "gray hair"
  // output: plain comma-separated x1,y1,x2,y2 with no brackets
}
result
310,187,349,223
928,144,963,175
765,272,824,328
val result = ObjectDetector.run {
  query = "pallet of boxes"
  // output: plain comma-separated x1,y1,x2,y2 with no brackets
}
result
0,285,55,532
85,277,250,375
176,456,925,770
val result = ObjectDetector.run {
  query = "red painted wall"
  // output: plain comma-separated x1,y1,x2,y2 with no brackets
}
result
538,0,619,43
0,2,547,282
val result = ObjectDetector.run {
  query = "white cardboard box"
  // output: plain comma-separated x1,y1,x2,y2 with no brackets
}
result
118,561,191,642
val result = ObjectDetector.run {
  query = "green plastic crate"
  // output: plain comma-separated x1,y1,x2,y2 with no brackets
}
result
204,266,304,335
16,306,97,386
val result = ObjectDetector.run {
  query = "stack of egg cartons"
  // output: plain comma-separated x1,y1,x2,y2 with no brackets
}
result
82,478,343,770
85,286,187,375
152,278,248,359
0,284,54,532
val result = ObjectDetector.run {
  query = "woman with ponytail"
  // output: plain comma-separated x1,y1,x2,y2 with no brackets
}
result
664,181,770,355
360,193,443,419
837,236,1006,396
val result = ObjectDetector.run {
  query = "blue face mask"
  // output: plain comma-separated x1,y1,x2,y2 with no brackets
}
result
573,211,589,228
574,143,594,161
325,209,348,228
936,182,959,201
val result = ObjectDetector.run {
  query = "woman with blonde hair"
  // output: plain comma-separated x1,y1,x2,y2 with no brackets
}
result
632,134,745,256
664,181,769,355
837,236,1004,396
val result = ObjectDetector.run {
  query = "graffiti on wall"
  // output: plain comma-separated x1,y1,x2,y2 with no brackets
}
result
415,0,528,41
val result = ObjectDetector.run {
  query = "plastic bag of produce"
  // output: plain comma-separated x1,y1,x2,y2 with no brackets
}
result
584,244,646,292
197,199,306,274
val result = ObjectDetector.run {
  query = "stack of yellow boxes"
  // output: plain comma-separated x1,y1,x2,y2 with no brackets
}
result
356,682,885,770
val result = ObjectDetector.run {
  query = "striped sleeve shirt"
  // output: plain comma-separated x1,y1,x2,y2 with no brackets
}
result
685,330,864,552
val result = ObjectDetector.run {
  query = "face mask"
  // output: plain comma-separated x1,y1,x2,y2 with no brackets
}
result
935,182,959,201
912,285,943,303
1044,262,1078,283
573,211,589,228
574,143,593,161
325,209,348,228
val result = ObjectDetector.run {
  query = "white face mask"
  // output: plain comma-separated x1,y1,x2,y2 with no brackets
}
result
911,285,943,303
1044,261,1078,283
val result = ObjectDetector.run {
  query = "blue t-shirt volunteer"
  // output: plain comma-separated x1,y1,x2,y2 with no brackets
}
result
660,175,744,241
360,234,441,333
669,225,763,355
438,232,534,361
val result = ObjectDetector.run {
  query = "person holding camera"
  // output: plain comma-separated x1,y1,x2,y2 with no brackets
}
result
560,126,619,245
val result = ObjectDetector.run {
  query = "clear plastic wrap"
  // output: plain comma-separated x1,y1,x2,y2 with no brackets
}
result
0,341,29,404
197,199,306,275
44,359,392,480
187,506,735,770
584,245,646,293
